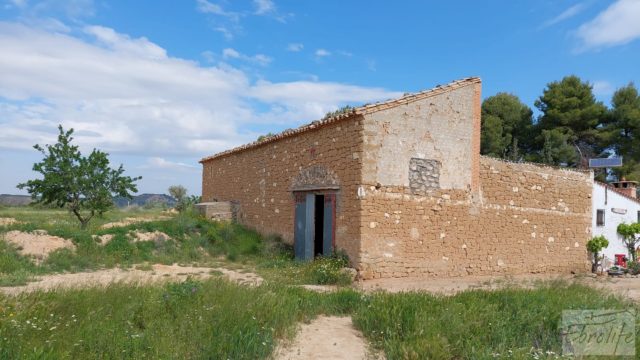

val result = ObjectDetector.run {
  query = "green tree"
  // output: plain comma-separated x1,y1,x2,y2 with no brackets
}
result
601,83,640,181
586,235,609,273
539,129,579,166
168,185,187,203
617,223,640,263
17,125,141,229
481,93,533,160
534,75,607,166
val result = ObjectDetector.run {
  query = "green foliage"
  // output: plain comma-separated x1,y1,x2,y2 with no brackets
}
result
167,185,187,203
17,125,141,229
256,132,275,142
617,223,640,262
307,255,351,285
586,235,609,254
602,83,640,180
586,235,609,273
539,128,579,166
352,282,636,359
323,105,355,119
533,75,607,166
480,93,533,160
1,277,633,359
0,280,360,359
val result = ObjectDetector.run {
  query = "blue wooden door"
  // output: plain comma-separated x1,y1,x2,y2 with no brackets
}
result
322,194,335,256
294,193,315,261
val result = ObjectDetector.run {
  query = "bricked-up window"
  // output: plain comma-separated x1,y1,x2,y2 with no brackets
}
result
596,209,605,226
409,158,440,195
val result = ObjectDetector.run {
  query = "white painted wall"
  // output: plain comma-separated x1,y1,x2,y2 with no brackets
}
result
592,182,640,265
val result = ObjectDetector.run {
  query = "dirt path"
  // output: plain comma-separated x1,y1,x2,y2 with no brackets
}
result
274,316,381,360
0,264,263,295
358,273,640,302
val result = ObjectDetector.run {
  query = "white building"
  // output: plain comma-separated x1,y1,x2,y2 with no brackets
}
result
592,180,640,266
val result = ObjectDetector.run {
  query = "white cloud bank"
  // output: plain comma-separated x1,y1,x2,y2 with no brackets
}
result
576,0,640,49
0,21,399,160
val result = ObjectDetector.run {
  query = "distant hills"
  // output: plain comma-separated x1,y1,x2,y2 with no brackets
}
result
0,194,32,206
112,194,177,208
0,193,176,208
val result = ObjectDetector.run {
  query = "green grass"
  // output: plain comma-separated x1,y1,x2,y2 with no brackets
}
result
0,207,353,287
352,281,640,359
0,279,637,359
0,279,360,359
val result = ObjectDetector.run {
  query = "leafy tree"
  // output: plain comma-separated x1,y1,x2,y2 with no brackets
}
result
586,235,609,273
534,76,607,166
601,83,640,181
539,129,579,166
168,185,187,203
17,125,141,229
481,93,533,160
617,223,640,263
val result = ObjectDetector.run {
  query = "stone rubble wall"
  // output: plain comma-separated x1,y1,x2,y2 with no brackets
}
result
358,157,593,279
201,117,365,262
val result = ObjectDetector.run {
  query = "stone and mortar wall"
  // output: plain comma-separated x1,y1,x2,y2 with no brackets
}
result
358,157,593,279
201,117,365,262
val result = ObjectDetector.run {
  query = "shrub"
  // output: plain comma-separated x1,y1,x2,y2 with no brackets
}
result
586,235,609,273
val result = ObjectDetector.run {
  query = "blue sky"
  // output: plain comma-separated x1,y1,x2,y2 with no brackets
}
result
1,0,639,196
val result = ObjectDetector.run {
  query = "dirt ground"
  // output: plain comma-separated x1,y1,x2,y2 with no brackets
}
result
0,217,19,226
100,216,172,229
3,230,75,262
0,264,263,296
274,316,382,360
358,273,640,302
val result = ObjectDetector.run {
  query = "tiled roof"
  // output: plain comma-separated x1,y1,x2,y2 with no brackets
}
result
595,181,640,205
200,77,481,163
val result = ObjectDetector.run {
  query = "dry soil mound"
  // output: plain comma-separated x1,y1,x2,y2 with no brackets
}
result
0,217,19,226
100,216,171,229
3,230,75,262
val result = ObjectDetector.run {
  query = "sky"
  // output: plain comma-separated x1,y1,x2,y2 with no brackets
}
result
1,0,639,197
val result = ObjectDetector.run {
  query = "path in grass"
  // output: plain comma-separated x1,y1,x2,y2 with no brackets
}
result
274,316,382,360
0,263,263,295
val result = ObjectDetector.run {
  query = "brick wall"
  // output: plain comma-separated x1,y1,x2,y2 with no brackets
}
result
358,157,593,279
201,117,365,262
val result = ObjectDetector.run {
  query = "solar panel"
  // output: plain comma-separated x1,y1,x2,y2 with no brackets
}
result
589,157,623,168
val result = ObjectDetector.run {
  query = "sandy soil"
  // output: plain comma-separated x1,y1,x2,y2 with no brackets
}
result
3,230,75,262
0,264,263,295
100,216,172,229
274,316,381,360
358,273,640,302
0,217,19,226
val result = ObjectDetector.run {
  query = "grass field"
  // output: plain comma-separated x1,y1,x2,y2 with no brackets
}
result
1,207,639,359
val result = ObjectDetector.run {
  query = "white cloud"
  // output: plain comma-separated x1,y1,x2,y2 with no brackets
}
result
195,0,238,22
315,48,331,57
542,3,585,28
592,80,614,96
142,157,198,170
286,43,303,52
222,47,272,66
253,0,275,15
576,0,640,49
0,21,398,159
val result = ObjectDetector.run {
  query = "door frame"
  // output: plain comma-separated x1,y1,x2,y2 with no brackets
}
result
293,190,337,260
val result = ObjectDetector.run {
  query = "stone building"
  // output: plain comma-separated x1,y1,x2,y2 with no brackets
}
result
200,77,593,279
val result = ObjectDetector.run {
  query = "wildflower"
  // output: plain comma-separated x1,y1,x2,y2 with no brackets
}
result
49,326,57,331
